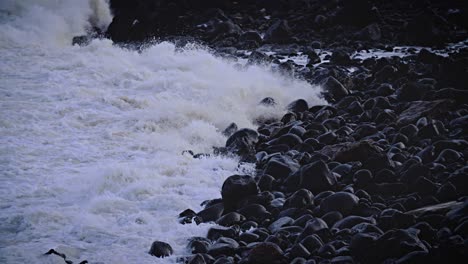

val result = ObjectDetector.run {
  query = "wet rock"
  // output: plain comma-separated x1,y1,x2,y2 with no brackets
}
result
333,216,376,230
322,211,343,227
353,169,373,187
240,31,262,43
374,229,428,261
223,123,238,137
263,157,299,180
264,20,292,44
322,77,349,102
217,212,245,227
187,237,211,254
198,203,224,223
221,175,259,211
376,83,395,96
208,238,238,257
397,82,427,101
356,23,381,41
238,203,271,222
288,99,309,113
284,190,313,210
260,97,276,106
207,226,239,241
269,216,294,233
187,254,207,264
149,241,173,258
289,243,311,258
297,160,337,194
225,128,259,160
320,192,359,216
330,49,352,65
247,242,285,264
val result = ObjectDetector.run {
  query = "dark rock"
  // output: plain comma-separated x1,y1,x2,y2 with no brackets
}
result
248,51,271,65
356,23,381,41
221,175,259,211
198,202,224,223
187,254,207,264
207,226,239,241
284,189,314,208
217,212,245,226
264,157,298,180
269,216,294,233
376,83,395,96
373,229,428,261
417,123,440,139
322,211,343,227
260,97,276,106
330,49,352,65
436,182,458,202
271,133,303,148
247,242,285,264
395,251,429,264
322,77,349,102
397,82,427,101
397,100,453,125
349,233,378,260
300,234,323,253
320,192,359,216
240,31,262,43
264,20,292,44
188,238,210,254
225,128,259,160
289,243,311,258
411,177,438,196
317,131,338,145
374,65,398,81
149,241,173,258
239,231,260,243
288,99,309,113
223,123,238,137
335,0,379,27
353,169,373,187
208,239,238,257
297,160,337,194
72,35,91,46
238,203,271,222
333,216,376,230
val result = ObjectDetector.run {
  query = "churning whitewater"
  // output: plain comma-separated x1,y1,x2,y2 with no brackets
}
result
0,1,324,263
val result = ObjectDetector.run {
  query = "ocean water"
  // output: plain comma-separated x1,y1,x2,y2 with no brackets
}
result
0,1,324,263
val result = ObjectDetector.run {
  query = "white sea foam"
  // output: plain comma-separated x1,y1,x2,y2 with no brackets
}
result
0,1,324,263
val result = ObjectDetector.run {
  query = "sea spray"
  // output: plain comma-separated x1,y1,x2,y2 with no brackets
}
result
0,1,324,263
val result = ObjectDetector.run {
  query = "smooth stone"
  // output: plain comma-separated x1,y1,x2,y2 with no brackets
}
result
298,160,337,194
247,242,285,264
149,241,173,258
333,216,376,230
320,192,359,216
221,175,259,211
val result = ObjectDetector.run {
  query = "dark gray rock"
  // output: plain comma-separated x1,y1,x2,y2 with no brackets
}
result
221,175,259,211
298,160,337,194
247,242,285,264
333,216,376,230
320,192,359,216
264,20,292,44
149,241,173,258
322,76,349,102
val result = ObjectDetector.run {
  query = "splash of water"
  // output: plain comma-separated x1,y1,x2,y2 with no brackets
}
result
0,1,324,263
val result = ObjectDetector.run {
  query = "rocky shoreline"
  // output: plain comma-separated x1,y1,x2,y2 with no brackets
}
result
85,1,468,263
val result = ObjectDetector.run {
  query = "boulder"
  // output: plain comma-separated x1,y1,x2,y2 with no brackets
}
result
221,175,259,211
149,241,173,258
298,160,337,193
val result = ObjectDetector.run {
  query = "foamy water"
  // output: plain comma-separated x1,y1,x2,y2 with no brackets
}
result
0,1,324,263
